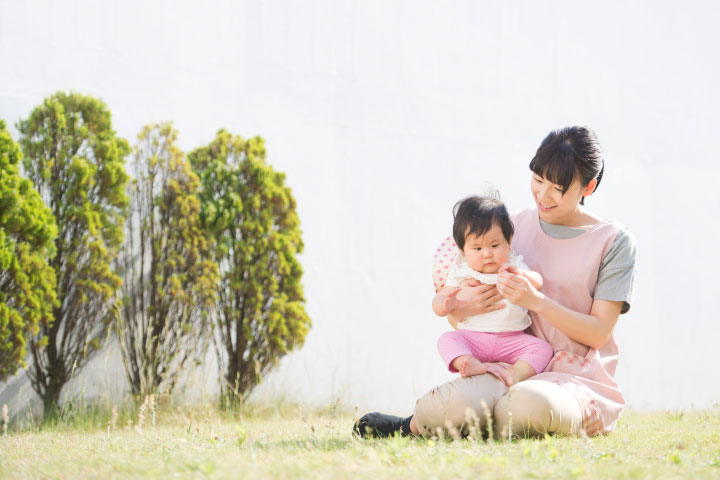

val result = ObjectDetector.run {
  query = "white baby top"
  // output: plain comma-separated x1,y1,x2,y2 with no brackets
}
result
445,252,532,332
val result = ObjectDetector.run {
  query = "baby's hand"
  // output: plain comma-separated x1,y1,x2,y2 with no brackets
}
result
499,265,542,291
499,264,521,276
459,278,481,288
434,287,468,317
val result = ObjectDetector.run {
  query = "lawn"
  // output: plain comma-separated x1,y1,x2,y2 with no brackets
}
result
1,402,719,479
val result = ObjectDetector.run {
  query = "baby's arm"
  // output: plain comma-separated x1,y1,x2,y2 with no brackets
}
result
500,264,543,291
432,286,466,317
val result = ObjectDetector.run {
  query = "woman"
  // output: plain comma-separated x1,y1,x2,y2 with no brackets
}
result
355,126,637,438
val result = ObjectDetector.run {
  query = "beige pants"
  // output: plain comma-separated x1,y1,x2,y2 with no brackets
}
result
414,376,583,438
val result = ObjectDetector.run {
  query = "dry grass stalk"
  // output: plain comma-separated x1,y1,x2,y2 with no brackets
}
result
465,407,481,441
149,395,156,427
111,405,118,430
135,395,150,433
480,400,494,440
2,404,8,435
507,411,514,440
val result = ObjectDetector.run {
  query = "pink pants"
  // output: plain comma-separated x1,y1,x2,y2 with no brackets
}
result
437,330,553,375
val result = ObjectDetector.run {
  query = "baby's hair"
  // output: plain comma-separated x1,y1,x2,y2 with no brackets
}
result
452,194,514,250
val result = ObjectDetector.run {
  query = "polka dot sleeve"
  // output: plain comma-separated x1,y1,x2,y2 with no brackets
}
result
432,236,460,292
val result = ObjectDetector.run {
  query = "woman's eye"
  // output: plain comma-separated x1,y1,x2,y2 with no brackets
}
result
554,186,563,192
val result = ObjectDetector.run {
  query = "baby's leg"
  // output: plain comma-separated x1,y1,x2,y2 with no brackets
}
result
492,332,554,385
496,360,536,387
451,355,488,378
437,331,489,377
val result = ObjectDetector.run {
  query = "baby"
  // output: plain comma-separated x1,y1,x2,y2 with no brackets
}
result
433,195,553,386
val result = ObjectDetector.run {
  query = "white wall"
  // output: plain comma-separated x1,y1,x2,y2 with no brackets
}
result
1,0,719,413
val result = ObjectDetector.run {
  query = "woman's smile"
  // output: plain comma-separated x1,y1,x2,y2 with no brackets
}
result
537,202,555,212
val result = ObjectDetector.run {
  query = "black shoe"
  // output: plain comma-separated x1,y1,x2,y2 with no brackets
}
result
352,412,413,438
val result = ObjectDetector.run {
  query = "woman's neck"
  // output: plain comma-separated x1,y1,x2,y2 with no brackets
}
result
543,206,601,228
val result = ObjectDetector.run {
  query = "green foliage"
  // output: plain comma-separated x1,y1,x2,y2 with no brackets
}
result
116,122,218,396
17,91,129,417
189,129,310,406
0,120,57,381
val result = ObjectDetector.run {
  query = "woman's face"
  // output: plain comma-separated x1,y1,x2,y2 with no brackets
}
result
530,173,588,226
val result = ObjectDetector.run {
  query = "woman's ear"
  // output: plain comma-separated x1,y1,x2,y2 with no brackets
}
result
582,178,598,197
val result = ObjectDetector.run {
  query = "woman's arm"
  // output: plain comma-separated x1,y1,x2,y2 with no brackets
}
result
534,296,622,350
496,272,622,350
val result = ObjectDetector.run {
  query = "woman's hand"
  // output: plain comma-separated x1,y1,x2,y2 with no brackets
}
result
447,282,506,327
496,270,544,310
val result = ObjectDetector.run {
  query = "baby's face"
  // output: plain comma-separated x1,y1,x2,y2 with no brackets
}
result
462,223,511,274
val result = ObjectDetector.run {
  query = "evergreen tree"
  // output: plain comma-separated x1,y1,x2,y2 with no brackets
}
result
17,92,129,417
189,130,310,407
0,120,57,382
117,123,218,396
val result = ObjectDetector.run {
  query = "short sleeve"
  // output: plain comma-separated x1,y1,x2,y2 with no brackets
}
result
432,236,460,292
508,252,529,271
594,228,637,314
445,277,460,288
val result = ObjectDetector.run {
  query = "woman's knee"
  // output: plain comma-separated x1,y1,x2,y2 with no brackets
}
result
414,374,507,437
493,380,583,438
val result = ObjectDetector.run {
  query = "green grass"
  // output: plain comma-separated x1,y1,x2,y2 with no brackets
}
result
1,403,720,479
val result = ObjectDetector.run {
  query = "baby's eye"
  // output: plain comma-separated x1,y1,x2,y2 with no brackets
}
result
492,244,499,248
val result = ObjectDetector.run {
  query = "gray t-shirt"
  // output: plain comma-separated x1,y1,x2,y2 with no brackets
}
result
539,219,637,314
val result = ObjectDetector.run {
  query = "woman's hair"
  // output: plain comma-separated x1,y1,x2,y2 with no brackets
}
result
452,195,514,250
529,125,604,205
